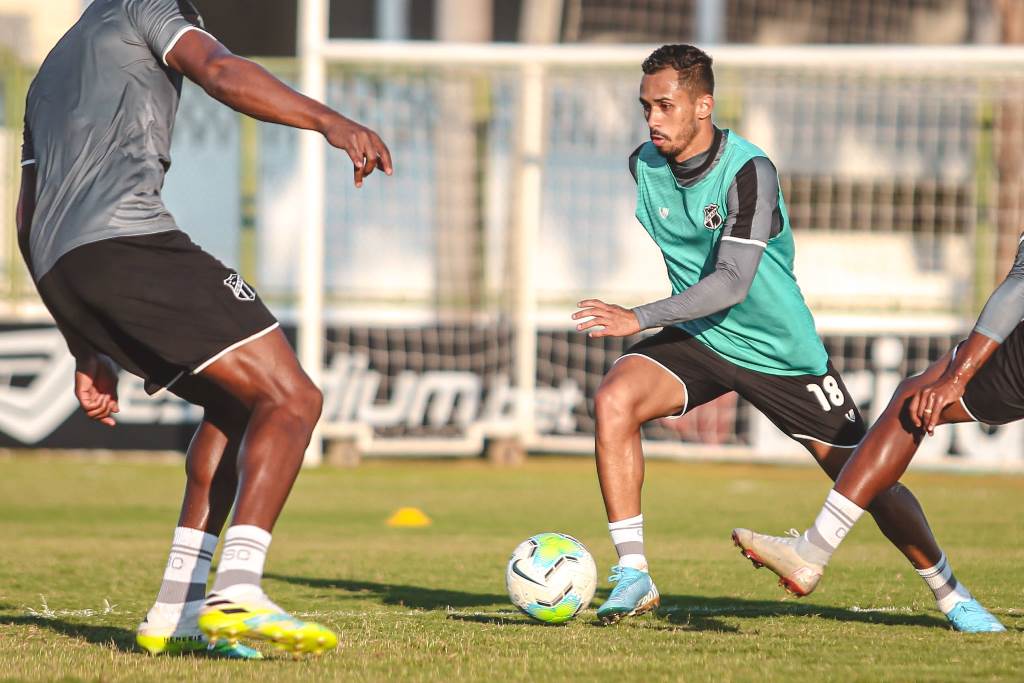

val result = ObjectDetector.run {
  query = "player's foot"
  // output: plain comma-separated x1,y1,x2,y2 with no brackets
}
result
135,622,263,659
731,528,824,597
198,589,339,656
945,599,1006,633
596,565,660,625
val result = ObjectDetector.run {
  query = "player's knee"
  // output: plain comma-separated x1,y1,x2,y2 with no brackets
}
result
594,383,640,428
278,379,323,431
299,382,324,422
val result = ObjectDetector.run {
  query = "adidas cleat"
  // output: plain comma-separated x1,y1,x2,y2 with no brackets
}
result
199,592,338,656
945,599,1006,633
732,528,823,597
596,566,660,625
136,627,262,659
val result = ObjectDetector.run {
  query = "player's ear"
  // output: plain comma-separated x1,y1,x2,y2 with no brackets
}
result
695,93,714,121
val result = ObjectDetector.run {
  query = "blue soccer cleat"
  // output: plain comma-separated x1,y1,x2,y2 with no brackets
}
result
945,599,1006,633
596,565,660,625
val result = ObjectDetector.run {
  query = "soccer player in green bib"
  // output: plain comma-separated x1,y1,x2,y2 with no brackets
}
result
573,44,1000,631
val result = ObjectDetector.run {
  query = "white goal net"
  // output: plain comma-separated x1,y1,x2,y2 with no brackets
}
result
260,42,1024,469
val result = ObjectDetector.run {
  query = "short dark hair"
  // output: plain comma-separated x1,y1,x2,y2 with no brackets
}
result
642,44,714,96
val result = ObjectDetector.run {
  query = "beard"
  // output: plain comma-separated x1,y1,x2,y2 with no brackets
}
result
653,119,700,160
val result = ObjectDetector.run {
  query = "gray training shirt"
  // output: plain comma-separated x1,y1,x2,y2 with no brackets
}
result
629,128,782,330
21,0,210,280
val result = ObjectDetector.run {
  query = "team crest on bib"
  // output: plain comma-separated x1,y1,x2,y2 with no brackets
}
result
659,207,670,219
703,203,723,230
224,272,256,301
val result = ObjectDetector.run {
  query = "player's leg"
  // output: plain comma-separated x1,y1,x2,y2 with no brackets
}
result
193,329,338,654
175,382,249,535
593,329,728,624
829,355,967,507
801,441,941,571
798,439,990,625
56,233,336,652
137,377,261,658
731,355,1005,631
32,246,261,656
796,362,1002,631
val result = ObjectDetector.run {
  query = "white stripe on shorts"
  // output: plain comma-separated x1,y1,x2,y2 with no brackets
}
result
192,322,280,375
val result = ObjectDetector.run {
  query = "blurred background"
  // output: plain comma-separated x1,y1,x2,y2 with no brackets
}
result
0,0,1023,470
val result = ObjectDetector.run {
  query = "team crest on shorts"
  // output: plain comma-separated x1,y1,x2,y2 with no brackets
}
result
224,272,256,301
703,203,723,230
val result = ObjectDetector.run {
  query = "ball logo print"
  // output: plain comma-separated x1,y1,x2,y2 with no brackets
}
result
506,532,597,624
703,203,723,230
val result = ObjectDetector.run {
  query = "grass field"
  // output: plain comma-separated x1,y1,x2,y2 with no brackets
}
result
0,456,1022,682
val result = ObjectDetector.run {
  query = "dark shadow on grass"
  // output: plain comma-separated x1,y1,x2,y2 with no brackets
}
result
267,574,948,630
655,593,949,630
0,616,136,652
446,608,738,632
265,573,507,609
447,612,551,627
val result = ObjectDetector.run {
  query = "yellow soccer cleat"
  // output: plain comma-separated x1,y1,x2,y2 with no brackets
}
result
136,626,263,659
198,592,338,656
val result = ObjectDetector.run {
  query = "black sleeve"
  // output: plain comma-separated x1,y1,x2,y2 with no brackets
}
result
721,156,782,244
628,144,643,184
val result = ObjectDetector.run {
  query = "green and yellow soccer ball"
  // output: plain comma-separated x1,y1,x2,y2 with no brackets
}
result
505,532,597,624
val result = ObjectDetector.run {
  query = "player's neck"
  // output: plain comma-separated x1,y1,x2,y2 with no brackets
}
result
672,123,716,165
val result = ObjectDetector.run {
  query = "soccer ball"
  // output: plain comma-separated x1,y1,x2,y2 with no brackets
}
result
505,532,597,624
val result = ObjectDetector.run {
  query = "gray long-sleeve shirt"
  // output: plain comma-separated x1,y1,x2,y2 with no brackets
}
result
975,236,1024,343
630,128,783,330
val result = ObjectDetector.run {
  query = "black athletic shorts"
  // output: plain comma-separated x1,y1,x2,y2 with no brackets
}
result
35,230,279,394
960,323,1024,425
621,326,867,448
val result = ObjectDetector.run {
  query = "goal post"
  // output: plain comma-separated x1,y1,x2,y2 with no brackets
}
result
297,0,328,466
294,31,1024,470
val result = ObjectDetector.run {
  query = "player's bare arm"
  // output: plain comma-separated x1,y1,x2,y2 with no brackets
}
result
910,331,999,434
166,30,393,188
911,241,1024,434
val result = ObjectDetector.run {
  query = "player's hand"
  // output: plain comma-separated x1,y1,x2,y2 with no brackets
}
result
322,116,394,188
908,373,964,436
74,354,120,427
572,299,641,338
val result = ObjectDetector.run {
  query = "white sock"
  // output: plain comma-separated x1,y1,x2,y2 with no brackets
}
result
797,489,865,566
210,525,272,597
916,552,974,614
609,514,647,571
144,527,218,633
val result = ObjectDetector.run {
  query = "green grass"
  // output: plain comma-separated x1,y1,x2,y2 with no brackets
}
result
0,456,1022,682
